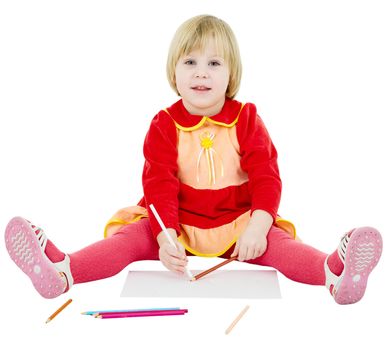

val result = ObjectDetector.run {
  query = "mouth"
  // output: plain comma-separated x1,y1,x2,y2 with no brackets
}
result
191,86,211,92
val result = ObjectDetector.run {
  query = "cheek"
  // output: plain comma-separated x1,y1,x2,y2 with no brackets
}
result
175,71,189,92
175,79,185,95
224,74,230,89
218,72,230,92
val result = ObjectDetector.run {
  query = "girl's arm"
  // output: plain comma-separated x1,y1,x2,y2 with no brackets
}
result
234,103,281,261
236,103,282,222
247,209,273,236
142,111,181,238
142,112,187,272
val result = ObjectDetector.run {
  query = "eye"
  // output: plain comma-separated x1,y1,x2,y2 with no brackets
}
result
184,59,195,65
209,60,221,66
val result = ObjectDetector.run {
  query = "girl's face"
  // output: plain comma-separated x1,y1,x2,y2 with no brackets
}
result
175,39,230,116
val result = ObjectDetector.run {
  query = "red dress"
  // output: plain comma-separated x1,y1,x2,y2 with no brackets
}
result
105,98,296,256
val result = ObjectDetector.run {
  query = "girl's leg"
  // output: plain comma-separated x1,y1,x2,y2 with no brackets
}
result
5,216,159,298
68,219,159,283
229,226,328,285
221,226,350,286
221,225,382,304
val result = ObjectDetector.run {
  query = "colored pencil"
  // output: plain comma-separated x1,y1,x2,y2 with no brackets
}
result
82,307,180,315
45,298,73,323
192,256,238,281
149,204,194,280
225,305,250,334
95,309,188,319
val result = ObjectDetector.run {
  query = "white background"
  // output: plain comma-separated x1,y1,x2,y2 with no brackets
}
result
1,0,386,349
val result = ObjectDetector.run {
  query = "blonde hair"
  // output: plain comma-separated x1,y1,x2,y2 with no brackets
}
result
166,15,242,99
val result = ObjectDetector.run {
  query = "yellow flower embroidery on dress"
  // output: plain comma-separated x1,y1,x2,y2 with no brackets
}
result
196,131,224,185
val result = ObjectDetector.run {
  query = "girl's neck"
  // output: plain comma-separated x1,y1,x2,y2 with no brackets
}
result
181,97,225,117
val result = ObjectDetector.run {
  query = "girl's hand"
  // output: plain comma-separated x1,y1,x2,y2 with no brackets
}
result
157,229,188,274
231,210,273,261
231,226,268,261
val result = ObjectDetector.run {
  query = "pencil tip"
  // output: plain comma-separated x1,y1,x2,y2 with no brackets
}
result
45,319,50,324
190,277,196,282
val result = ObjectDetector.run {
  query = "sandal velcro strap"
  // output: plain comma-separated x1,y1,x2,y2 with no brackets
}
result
54,255,74,291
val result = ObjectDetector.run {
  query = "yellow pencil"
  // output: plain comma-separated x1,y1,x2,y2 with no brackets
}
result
45,298,73,323
225,305,250,335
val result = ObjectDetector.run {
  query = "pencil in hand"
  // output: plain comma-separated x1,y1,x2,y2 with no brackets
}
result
149,204,194,280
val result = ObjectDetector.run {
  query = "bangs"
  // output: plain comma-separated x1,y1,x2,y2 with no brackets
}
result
177,22,229,61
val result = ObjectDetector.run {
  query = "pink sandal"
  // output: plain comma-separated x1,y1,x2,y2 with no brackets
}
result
4,217,73,299
325,226,383,304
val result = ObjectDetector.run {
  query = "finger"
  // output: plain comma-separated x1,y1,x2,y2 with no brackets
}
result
245,246,255,261
257,248,266,258
231,241,240,257
165,244,185,260
164,262,186,274
253,247,261,259
250,245,260,260
256,242,267,258
162,254,187,271
176,242,188,260
238,244,247,261
168,254,188,268
160,258,180,273
170,263,187,273
160,248,187,267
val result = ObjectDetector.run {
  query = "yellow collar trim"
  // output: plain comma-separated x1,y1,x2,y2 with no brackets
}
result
163,103,245,132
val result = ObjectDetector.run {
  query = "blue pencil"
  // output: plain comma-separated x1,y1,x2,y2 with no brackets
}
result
82,307,181,315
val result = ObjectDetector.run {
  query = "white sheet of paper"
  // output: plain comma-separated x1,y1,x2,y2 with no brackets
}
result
121,270,281,299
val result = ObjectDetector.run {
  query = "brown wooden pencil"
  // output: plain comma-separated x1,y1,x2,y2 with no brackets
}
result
225,305,250,334
45,298,72,323
191,256,238,281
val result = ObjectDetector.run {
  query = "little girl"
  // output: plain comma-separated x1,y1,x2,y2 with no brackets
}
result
5,15,382,304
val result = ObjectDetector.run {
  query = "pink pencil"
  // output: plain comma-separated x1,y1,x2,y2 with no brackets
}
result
95,309,188,319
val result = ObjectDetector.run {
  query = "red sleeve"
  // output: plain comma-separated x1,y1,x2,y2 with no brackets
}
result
142,111,180,238
236,103,282,221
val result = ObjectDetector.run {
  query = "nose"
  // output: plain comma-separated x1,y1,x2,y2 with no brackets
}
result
194,64,209,78
195,71,208,78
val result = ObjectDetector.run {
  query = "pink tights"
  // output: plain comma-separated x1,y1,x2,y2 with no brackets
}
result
46,219,343,286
